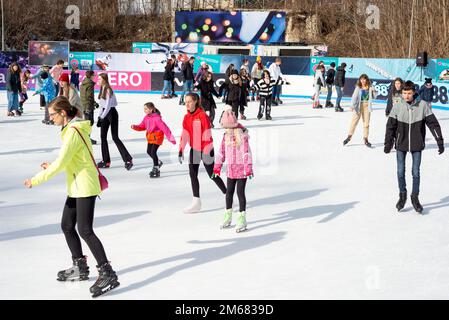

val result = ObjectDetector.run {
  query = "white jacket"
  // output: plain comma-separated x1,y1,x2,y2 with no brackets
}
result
268,63,284,81
99,92,118,119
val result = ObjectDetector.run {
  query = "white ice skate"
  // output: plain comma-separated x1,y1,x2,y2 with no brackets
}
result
220,209,233,229
235,211,247,233
183,197,201,214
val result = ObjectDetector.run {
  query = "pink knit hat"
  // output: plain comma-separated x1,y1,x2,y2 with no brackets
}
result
220,105,238,129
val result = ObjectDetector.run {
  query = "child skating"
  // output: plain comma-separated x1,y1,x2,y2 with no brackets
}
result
213,106,253,233
131,102,176,178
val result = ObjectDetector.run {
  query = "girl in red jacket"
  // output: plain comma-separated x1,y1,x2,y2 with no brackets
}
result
179,93,227,213
131,102,176,178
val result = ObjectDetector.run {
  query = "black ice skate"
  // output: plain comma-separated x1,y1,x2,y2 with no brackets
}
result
396,191,407,212
57,256,89,282
411,195,424,214
90,262,120,298
343,136,351,146
257,113,263,120
149,166,160,178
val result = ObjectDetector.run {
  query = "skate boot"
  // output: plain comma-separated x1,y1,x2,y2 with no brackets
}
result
183,197,201,214
411,194,423,214
240,113,247,120
364,138,372,148
149,166,160,178
278,99,283,104
396,191,407,212
257,113,263,120
235,211,247,233
124,160,133,171
97,161,110,168
179,97,185,105
343,136,351,146
90,262,120,298
325,101,332,108
57,256,89,282
335,105,344,112
158,160,163,168
220,209,233,229
266,114,272,120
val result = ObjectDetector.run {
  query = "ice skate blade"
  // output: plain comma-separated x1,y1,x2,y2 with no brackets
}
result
220,224,232,230
236,227,247,233
57,276,89,282
91,281,120,298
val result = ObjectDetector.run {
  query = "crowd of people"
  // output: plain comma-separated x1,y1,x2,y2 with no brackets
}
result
1,54,444,298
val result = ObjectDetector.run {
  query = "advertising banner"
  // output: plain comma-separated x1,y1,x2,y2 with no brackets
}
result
175,11,286,44
132,42,152,54
0,51,29,69
310,57,339,75
93,52,154,72
436,59,449,83
28,41,69,66
69,52,95,70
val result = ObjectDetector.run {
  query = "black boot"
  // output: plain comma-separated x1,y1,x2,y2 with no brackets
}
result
396,191,407,212
149,166,160,178
343,136,351,146
90,262,120,298
411,194,423,214
57,256,89,282
364,138,372,148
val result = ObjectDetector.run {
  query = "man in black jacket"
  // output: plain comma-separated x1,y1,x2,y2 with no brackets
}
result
384,81,444,214
334,63,346,112
325,62,336,108
180,57,195,105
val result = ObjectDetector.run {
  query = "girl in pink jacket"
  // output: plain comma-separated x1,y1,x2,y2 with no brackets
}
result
131,102,176,178
213,106,253,232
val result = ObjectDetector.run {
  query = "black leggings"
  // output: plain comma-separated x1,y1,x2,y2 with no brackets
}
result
226,178,247,212
147,143,160,166
231,100,244,117
101,107,132,163
258,96,272,117
61,196,108,266
189,149,227,198
40,94,46,107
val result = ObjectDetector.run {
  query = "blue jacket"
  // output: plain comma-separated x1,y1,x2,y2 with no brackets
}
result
418,85,433,103
36,76,56,104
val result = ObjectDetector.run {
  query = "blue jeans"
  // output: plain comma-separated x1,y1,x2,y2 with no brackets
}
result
396,151,422,195
182,80,193,98
7,91,19,112
326,85,333,103
272,85,281,100
335,86,343,106
162,80,172,96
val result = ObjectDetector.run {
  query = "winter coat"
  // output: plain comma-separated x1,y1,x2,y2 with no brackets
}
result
220,77,242,103
80,77,96,112
68,86,84,116
214,127,253,179
195,79,219,111
418,84,434,103
314,69,325,86
195,67,209,83
182,62,194,81
31,119,101,198
385,97,443,153
251,62,264,79
35,76,56,104
31,68,45,91
240,76,251,106
98,91,118,119
6,70,21,93
334,66,346,87
70,71,80,88
163,64,174,81
351,86,378,113
268,63,284,81
131,113,176,146
179,107,213,154
386,85,402,116
325,68,336,85
252,77,285,97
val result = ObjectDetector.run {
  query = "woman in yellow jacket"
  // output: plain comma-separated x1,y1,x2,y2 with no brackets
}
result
24,96,119,298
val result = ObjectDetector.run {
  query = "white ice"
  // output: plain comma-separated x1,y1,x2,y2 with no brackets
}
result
1,92,449,300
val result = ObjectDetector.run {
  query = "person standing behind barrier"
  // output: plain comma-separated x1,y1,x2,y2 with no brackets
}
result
31,64,50,111
313,64,325,109
80,70,98,145
180,56,195,105
178,93,227,214
325,62,336,108
6,62,22,117
268,58,285,105
24,96,120,298
96,73,133,170
343,74,378,148
385,77,403,117
334,62,346,112
251,56,264,101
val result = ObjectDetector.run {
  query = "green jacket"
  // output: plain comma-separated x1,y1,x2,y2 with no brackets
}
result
31,119,101,197
80,77,95,112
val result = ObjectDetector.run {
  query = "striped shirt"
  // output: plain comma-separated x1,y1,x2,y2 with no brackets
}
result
252,78,285,97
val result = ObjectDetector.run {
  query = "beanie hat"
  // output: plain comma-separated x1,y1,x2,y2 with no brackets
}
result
256,56,261,62
59,72,70,83
231,69,239,76
220,105,239,129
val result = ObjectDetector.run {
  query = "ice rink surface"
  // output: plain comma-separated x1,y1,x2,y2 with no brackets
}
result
1,92,449,299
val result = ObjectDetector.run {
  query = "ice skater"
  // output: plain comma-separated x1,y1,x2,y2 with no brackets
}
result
195,71,220,127
179,93,227,213
384,81,444,214
213,106,253,233
131,102,176,178
24,96,119,298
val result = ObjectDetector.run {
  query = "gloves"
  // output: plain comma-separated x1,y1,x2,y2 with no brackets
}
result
245,171,254,179
96,117,103,128
384,146,391,154
438,144,445,155
178,151,184,164
131,125,137,130
94,102,100,109
211,169,220,178
286,82,291,85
